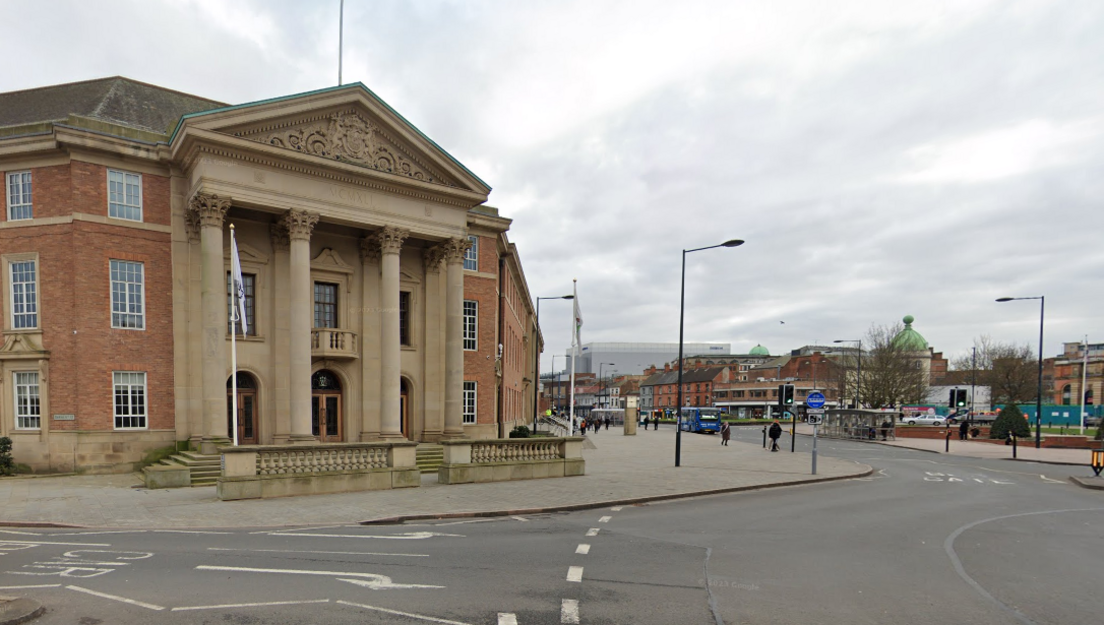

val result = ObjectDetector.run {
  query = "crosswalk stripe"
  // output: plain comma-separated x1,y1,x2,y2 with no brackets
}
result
561,598,580,623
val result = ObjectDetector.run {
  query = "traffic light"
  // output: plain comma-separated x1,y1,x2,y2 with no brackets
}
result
949,389,967,407
782,384,795,405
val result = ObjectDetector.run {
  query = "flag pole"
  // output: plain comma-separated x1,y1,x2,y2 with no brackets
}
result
569,279,577,436
230,225,239,447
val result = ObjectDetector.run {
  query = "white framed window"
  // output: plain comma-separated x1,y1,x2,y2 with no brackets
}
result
463,381,477,424
9,260,38,329
463,236,478,271
7,171,32,220
14,371,41,430
108,170,142,221
110,260,145,329
113,371,147,429
463,300,477,350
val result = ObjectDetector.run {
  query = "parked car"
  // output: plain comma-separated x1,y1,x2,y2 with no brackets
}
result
1085,416,1102,428
904,415,945,426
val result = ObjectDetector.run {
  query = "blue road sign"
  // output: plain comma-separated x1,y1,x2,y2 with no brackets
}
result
807,392,826,409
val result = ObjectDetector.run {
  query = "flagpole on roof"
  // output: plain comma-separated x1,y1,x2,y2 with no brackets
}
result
230,225,239,446
338,0,344,86
569,279,579,436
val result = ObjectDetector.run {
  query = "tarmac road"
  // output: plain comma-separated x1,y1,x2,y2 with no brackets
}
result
1,429,1100,624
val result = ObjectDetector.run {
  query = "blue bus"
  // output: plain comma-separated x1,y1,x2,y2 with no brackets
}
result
679,407,722,434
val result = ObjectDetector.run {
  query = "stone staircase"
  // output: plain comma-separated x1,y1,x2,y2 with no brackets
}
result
416,444,444,474
158,451,221,487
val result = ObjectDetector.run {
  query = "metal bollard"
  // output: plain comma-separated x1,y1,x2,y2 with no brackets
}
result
1012,434,1018,459
762,426,767,449
945,430,951,453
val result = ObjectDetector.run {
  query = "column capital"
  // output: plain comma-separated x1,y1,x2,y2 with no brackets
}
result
188,192,231,229
269,223,290,252
443,236,473,265
359,234,381,264
423,245,447,273
282,209,320,241
378,226,410,256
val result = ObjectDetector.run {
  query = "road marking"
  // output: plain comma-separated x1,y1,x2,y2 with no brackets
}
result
586,528,599,537
575,544,590,555
0,529,41,536
409,519,495,527
62,550,152,560
0,584,61,590
172,599,330,611
51,530,146,536
336,599,474,624
974,478,985,483
1040,474,1065,484
566,566,584,582
0,540,111,547
207,547,428,557
598,516,612,523
152,529,232,535
66,585,165,610
610,506,623,512
510,516,529,522
265,531,463,540
561,598,580,623
196,565,444,589
498,613,518,625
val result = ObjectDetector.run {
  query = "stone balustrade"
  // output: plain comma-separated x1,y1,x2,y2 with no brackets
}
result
438,437,585,484
218,441,419,500
310,329,359,359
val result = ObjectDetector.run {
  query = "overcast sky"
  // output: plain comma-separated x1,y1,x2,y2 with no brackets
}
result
4,0,1101,370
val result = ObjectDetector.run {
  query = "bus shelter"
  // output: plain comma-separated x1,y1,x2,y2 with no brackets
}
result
821,409,895,441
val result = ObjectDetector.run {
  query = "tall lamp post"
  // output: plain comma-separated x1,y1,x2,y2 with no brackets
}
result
598,362,615,410
996,296,1045,448
533,294,574,434
676,239,744,467
833,339,862,409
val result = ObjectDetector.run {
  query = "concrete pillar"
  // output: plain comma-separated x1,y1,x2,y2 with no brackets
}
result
190,192,231,455
378,226,409,439
270,224,292,444
359,235,382,440
282,209,320,443
442,237,472,439
422,245,447,441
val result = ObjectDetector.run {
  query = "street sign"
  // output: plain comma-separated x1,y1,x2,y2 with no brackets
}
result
806,408,825,415
808,414,823,425
807,392,826,409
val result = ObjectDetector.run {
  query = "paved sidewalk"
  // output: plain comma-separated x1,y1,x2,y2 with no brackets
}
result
0,428,869,529
796,424,1097,465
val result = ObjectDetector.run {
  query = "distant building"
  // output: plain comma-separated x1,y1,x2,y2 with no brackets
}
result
1051,341,1102,410
566,341,729,376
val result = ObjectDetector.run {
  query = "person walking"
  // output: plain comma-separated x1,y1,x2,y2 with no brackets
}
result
720,421,731,446
604,416,611,430
644,415,650,431
958,419,969,441
881,419,892,441
768,420,782,452
580,419,588,436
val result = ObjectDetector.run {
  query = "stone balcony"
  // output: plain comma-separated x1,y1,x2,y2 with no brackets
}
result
311,328,359,359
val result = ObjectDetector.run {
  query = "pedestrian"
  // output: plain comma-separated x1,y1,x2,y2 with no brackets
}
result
768,420,782,452
721,421,731,446
880,419,892,441
580,419,588,435
958,419,969,441
644,415,650,431
604,416,611,430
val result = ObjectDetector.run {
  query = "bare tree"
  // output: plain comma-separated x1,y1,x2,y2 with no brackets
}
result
952,336,1037,404
850,323,930,409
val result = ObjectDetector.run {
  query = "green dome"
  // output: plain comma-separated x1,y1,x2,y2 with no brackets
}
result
892,315,928,351
749,344,770,356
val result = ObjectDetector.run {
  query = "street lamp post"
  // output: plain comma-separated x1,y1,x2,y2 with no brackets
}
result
996,296,1045,449
676,239,744,467
533,295,574,435
833,339,862,409
598,362,615,410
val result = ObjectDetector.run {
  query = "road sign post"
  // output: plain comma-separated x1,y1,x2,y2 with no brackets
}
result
806,392,826,475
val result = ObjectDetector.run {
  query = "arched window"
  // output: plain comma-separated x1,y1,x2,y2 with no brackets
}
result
312,370,341,391
1061,384,1071,405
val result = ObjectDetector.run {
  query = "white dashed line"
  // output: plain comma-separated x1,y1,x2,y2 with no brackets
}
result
498,613,518,625
566,566,584,582
610,506,623,512
561,598,580,623
0,529,42,536
586,528,600,537
0,584,61,590
598,516,612,523
52,530,146,536
0,540,111,547
511,516,530,522
66,585,165,611
263,531,463,540
172,599,330,611
575,544,590,555
152,529,232,535
207,547,428,557
337,600,474,624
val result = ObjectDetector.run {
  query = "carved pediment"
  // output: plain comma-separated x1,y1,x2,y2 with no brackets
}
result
311,248,354,274
0,333,48,359
223,241,269,265
240,110,459,189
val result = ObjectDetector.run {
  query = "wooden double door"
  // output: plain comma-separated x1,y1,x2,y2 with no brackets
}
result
227,372,258,445
312,369,343,442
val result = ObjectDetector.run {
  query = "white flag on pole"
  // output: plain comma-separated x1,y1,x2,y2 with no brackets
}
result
230,231,247,335
572,286,582,348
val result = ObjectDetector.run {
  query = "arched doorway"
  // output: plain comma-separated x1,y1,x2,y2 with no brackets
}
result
227,372,259,445
400,378,411,438
311,369,343,442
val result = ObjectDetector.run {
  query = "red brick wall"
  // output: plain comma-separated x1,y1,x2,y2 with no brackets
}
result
0,161,174,432
463,234,498,427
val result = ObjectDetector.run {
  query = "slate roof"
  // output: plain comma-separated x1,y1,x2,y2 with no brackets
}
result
0,77,225,135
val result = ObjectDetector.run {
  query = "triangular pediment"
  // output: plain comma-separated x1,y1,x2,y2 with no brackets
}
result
176,84,491,198
0,333,48,359
223,242,269,265
311,248,354,274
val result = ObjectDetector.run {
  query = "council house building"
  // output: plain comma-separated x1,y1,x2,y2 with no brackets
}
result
0,77,540,473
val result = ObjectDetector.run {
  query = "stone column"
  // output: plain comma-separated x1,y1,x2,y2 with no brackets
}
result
359,235,382,440
283,209,320,443
442,237,472,439
190,192,231,455
378,226,410,439
270,224,292,444
421,245,447,441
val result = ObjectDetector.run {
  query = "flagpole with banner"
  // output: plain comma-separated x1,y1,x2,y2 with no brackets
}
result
569,279,581,436
229,224,248,447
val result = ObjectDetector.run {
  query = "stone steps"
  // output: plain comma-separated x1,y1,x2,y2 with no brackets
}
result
159,451,221,487
416,444,444,474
